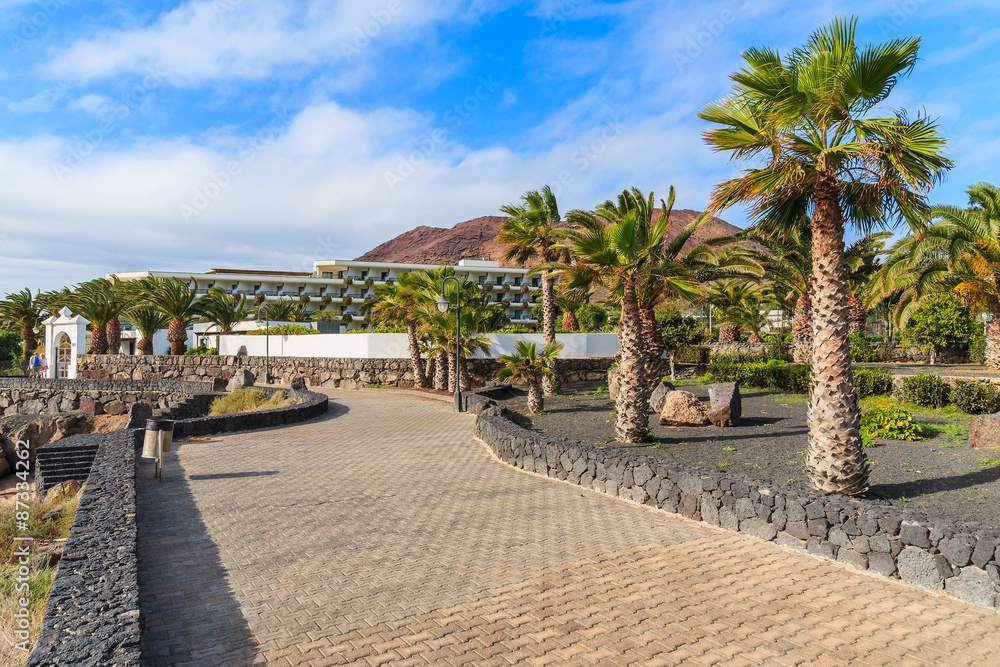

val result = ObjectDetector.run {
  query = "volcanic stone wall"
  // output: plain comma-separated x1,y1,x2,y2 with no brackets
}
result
470,392,1000,609
0,378,213,416
78,354,613,389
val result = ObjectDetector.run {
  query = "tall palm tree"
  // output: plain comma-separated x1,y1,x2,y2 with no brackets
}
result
126,307,170,355
554,288,592,332
140,277,207,355
496,341,564,414
64,279,119,354
199,287,252,336
558,188,692,443
700,16,952,495
361,271,433,388
499,185,570,395
0,288,45,357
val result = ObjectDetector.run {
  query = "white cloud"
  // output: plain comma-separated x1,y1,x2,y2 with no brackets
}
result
6,87,61,113
43,0,480,85
68,94,115,116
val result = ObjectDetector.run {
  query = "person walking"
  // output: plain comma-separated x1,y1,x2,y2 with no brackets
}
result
28,352,40,378
39,353,48,379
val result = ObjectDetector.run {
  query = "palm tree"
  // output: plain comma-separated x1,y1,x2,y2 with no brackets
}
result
500,185,570,395
259,297,297,322
126,307,170,355
64,279,118,354
704,280,770,342
0,289,45,357
199,287,252,336
700,16,952,495
554,289,592,332
558,188,691,443
140,277,206,355
496,341,564,414
876,183,1000,366
361,271,433,388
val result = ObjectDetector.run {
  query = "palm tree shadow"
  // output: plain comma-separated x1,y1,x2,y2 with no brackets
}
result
870,464,1000,501
138,452,260,665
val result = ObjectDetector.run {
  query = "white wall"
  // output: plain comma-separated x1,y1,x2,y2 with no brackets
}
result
218,333,619,359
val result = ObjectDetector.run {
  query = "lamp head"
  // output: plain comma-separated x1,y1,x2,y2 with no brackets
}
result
436,297,449,313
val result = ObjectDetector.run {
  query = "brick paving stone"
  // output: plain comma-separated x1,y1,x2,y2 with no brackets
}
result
138,389,1000,666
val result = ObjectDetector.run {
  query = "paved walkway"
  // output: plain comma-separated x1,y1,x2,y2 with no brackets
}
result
138,390,1000,666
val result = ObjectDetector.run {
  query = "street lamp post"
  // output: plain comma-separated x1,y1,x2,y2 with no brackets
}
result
436,276,463,412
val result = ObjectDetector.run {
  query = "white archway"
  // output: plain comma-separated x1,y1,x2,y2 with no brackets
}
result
43,307,90,379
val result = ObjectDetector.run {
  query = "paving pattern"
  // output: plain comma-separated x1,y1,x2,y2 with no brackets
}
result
138,389,1000,666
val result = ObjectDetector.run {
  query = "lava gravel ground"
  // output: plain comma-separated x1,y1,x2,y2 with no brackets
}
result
503,381,1000,529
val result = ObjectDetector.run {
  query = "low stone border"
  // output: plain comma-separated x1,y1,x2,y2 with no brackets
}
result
27,388,331,666
471,391,1000,609
27,428,141,666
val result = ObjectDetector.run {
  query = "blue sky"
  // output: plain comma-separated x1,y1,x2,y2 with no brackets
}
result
0,0,998,294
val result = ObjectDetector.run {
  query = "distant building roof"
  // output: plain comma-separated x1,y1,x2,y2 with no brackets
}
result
206,269,312,277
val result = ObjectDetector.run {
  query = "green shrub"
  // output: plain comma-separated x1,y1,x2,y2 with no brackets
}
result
900,373,950,408
346,326,406,333
184,344,218,356
709,359,811,393
951,379,1000,415
247,324,319,336
0,330,20,362
676,345,709,364
497,325,534,334
854,368,893,399
850,333,891,363
860,405,922,441
969,329,986,365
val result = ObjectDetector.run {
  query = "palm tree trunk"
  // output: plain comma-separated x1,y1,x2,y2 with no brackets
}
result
19,325,37,358
406,318,428,388
805,175,868,496
425,356,436,384
448,349,457,394
615,274,648,443
434,350,448,391
562,309,579,332
527,377,544,414
167,318,186,356
459,356,471,392
793,293,813,364
718,324,740,343
639,307,664,390
541,271,560,396
107,317,121,354
138,338,153,355
90,326,109,355
847,294,866,336
986,307,1000,370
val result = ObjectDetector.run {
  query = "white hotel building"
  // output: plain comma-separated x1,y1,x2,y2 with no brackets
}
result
110,259,538,353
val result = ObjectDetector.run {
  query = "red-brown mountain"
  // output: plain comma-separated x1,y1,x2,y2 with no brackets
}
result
356,210,746,266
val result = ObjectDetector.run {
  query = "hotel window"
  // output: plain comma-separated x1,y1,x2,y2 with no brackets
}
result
513,277,521,286
322,272,333,279
514,310,522,319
